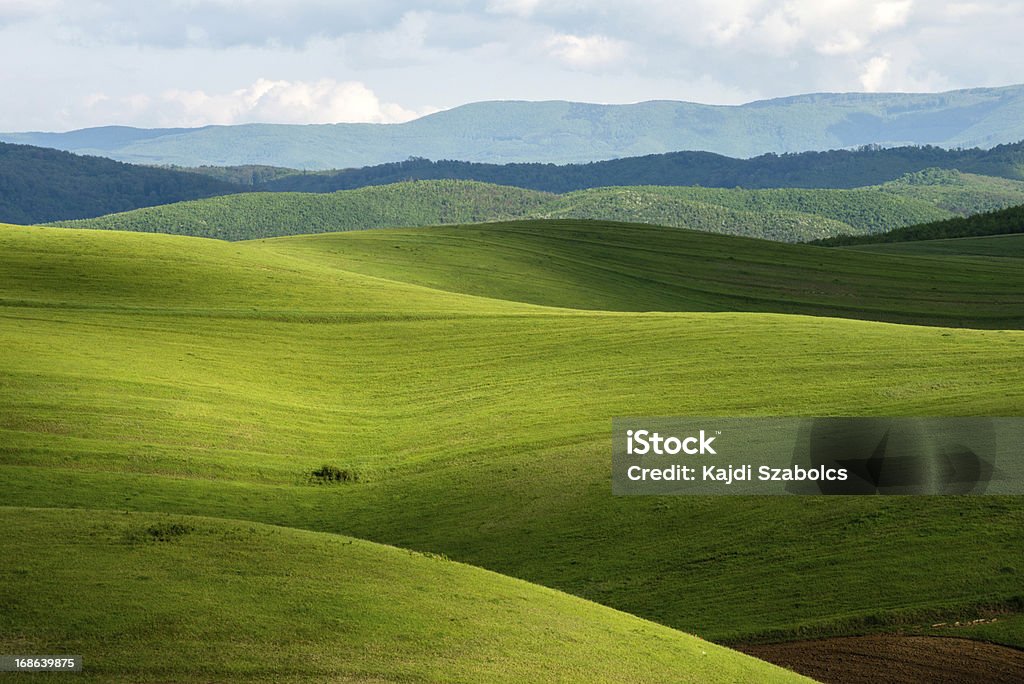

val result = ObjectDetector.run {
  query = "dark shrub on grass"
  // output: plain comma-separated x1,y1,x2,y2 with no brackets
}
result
126,522,195,543
310,464,362,484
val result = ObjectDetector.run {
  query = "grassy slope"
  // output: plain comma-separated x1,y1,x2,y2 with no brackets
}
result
3,222,1024,654
0,222,538,316
254,220,1024,328
932,615,1024,650
851,233,1024,258
53,177,984,243
1,508,808,683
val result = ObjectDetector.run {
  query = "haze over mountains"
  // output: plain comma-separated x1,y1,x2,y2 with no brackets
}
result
5,84,1024,169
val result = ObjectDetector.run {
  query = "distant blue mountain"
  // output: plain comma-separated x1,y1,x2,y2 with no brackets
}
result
1,125,193,153
4,85,1024,169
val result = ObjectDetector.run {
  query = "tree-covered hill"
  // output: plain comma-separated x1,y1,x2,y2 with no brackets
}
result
9,139,1024,229
226,141,1024,194
52,181,556,241
53,179,962,243
872,167,1024,214
813,203,1024,246
174,164,302,186
543,185,949,240
0,142,241,224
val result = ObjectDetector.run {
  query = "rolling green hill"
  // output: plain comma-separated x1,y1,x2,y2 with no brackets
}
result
54,178,972,242
254,220,1024,327
853,233,1024,258
7,85,1024,167
1,508,806,683
2,220,1023,669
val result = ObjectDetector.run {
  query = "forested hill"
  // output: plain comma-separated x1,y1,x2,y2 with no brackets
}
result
49,179,963,243
6,138,1024,225
237,142,1024,194
6,136,1024,227
813,204,1024,246
0,142,240,224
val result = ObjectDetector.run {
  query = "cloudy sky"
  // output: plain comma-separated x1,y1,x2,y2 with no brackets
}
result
2,0,1022,131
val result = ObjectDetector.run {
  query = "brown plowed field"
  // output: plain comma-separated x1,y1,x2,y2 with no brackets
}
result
740,635,1024,683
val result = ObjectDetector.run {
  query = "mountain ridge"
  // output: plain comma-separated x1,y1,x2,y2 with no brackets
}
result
247,143,1024,193
5,84,1024,168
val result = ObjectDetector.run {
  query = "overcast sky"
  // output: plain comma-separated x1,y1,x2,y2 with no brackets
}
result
2,0,1022,131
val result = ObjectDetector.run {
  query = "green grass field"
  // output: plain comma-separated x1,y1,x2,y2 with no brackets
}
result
2,508,812,683
253,220,1024,327
850,233,1024,258
3,220,1023,680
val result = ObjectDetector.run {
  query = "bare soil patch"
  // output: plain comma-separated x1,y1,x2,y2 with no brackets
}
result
740,635,1024,683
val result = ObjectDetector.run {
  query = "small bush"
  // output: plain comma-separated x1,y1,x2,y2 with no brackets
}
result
147,522,194,540
411,549,450,561
125,521,195,544
310,464,362,484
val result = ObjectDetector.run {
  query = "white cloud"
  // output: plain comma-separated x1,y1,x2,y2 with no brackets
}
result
2,0,1024,131
871,0,913,31
816,30,865,56
705,16,754,46
0,0,56,18
545,33,627,68
83,79,434,127
721,0,914,56
859,54,892,91
942,2,986,19
486,0,541,18
755,8,804,54
2,0,412,48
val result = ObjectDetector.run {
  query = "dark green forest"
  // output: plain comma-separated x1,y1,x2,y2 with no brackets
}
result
53,179,982,243
6,139,1024,226
173,164,301,186
812,203,1024,246
241,142,1024,194
0,143,240,224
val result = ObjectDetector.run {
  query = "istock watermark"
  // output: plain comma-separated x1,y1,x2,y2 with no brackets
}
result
612,417,1024,495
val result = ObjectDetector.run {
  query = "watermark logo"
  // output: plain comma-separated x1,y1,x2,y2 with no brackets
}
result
612,417,1018,496
626,429,718,455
